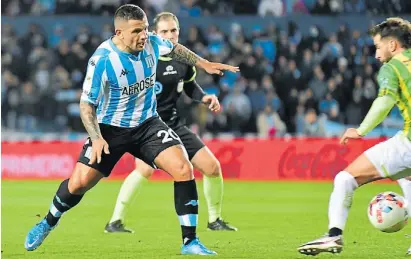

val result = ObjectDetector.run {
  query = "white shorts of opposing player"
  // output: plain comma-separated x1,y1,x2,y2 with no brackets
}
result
366,131,411,256
365,131,411,181
366,130,411,221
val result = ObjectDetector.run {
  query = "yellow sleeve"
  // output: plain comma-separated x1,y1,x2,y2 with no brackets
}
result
356,95,396,136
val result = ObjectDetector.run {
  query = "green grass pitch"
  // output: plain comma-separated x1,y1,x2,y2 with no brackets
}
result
2,180,409,258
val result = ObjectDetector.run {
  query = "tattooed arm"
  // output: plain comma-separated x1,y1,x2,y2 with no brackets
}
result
79,101,102,140
167,43,239,75
168,43,207,67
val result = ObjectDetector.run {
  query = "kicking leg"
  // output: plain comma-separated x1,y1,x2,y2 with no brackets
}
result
25,163,104,251
298,153,382,256
191,146,237,231
105,158,153,233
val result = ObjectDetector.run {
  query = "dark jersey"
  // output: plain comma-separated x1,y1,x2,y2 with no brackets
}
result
154,56,197,125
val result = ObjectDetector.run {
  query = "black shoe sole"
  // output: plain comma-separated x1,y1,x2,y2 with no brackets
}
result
298,245,342,256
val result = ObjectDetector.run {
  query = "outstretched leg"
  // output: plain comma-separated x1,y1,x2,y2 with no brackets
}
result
25,163,104,251
298,153,382,256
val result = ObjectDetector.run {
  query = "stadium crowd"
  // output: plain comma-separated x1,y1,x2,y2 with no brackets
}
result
2,0,411,138
3,0,411,17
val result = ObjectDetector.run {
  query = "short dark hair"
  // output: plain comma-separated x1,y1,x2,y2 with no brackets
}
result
152,12,180,31
114,4,146,21
370,17,411,48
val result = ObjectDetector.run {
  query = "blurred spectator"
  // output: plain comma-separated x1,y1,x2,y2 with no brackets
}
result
329,0,344,13
257,104,287,138
178,0,202,17
302,108,327,137
2,70,20,129
49,24,65,48
320,33,343,61
258,0,283,17
19,81,39,132
33,61,51,93
345,0,366,13
311,0,331,14
246,80,266,116
346,80,363,125
319,93,338,115
308,65,327,101
223,86,252,136
301,88,317,111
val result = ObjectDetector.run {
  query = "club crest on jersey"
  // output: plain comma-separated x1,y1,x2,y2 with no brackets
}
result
163,65,178,76
145,54,155,68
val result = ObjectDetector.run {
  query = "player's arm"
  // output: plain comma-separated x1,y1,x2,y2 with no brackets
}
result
183,66,220,112
80,57,106,141
79,101,102,140
182,66,206,101
149,33,239,75
356,64,398,136
168,43,206,67
356,95,396,136
183,80,206,101
80,56,110,163
169,43,239,75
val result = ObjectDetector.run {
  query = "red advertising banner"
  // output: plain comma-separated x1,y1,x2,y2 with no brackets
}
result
1,138,385,181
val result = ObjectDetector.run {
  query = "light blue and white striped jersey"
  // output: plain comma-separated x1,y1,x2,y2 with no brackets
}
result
81,33,174,127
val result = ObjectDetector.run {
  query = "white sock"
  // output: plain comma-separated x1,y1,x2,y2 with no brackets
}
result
328,171,358,231
109,170,148,223
203,174,223,223
397,178,411,216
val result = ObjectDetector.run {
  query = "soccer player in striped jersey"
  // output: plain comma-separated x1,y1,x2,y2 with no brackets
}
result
298,17,411,256
24,4,238,255
104,12,237,235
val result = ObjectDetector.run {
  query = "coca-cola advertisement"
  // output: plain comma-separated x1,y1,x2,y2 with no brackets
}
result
2,138,385,180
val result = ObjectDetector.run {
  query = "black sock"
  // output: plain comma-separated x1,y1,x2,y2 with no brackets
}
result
329,227,343,237
45,179,84,227
174,180,198,245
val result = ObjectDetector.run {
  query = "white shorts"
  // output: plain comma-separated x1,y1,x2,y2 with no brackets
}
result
365,131,411,180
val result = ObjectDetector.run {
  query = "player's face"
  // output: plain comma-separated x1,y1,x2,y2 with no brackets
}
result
118,17,149,52
155,19,179,43
373,34,393,63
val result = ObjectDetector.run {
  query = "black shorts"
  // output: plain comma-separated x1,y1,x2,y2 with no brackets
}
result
77,116,182,177
169,124,205,160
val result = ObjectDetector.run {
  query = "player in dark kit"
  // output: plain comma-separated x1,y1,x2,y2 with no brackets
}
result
24,5,239,256
105,12,237,234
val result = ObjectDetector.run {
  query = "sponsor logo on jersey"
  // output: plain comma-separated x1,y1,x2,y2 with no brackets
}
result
121,73,156,96
163,65,178,75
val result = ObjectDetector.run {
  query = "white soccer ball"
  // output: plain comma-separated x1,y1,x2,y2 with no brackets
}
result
368,191,408,233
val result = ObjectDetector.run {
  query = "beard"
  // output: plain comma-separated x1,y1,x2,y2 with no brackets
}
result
382,50,394,63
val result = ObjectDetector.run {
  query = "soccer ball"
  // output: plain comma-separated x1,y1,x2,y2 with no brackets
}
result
368,191,408,233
